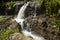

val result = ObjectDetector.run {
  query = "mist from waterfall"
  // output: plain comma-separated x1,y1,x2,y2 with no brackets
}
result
15,2,45,40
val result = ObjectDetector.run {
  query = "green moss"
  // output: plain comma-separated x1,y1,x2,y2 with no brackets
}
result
0,18,4,23
0,28,19,40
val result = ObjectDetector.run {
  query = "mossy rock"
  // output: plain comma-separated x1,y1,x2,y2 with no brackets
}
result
0,18,4,23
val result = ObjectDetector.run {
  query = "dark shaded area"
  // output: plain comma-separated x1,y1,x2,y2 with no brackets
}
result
25,5,35,17
0,4,6,15
36,0,46,16
42,21,48,28
18,23,21,32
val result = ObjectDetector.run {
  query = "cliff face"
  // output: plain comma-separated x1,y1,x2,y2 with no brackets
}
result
25,14,59,40
0,16,33,40
0,0,60,40
0,11,59,40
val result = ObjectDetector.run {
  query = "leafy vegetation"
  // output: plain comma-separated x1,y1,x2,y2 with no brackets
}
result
44,0,60,29
6,1,16,10
38,0,60,29
0,28,19,40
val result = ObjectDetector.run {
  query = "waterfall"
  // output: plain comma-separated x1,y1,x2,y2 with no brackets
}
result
15,2,29,23
17,3,29,19
15,2,45,40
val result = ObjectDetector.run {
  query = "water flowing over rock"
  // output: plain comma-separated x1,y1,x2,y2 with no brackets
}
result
0,0,59,40
8,33,33,40
15,2,45,40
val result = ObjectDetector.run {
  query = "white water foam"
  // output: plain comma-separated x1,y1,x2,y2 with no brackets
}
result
22,30,45,40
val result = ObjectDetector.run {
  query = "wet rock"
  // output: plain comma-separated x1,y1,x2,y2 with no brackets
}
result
25,15,59,40
8,21,18,30
8,33,33,40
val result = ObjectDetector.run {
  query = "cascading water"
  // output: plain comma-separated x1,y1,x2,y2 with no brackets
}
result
15,2,45,40
14,2,29,30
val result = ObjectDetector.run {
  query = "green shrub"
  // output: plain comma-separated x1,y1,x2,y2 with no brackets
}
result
6,1,16,10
